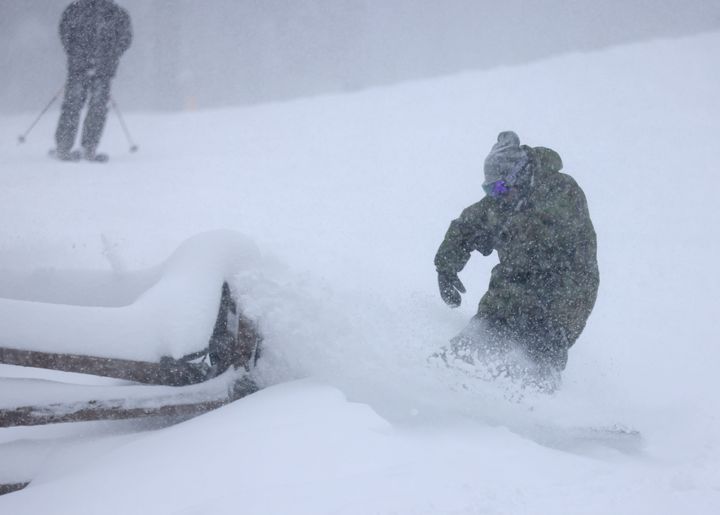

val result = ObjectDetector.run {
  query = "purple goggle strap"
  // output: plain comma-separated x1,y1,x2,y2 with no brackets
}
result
490,180,510,197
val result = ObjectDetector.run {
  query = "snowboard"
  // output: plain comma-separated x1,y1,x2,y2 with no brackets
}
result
529,423,643,454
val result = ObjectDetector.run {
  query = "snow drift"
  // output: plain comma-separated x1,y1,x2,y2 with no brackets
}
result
0,31,719,515
0,231,261,361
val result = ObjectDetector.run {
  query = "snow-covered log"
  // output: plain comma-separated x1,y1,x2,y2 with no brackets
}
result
0,231,262,362
0,281,261,386
0,370,257,428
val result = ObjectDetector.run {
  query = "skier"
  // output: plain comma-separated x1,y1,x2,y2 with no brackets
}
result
53,0,132,162
434,131,599,388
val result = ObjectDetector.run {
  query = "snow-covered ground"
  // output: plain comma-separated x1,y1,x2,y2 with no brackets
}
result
1,31,719,514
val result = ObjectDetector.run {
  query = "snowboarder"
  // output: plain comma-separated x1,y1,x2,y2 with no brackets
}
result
434,131,599,386
53,0,132,162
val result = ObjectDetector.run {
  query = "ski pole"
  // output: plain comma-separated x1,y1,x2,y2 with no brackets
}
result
110,98,139,153
17,87,64,144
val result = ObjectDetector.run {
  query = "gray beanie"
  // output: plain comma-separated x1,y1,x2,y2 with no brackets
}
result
483,131,530,188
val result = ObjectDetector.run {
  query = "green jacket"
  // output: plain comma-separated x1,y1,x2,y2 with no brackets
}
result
435,147,599,347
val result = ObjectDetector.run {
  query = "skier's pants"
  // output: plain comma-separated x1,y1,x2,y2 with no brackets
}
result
55,66,113,153
451,314,570,372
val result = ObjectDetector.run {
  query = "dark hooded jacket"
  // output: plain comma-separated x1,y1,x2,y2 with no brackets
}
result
60,0,132,76
435,146,599,350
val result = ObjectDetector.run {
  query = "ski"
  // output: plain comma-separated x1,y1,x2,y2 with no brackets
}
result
48,149,81,162
48,149,109,162
85,152,109,163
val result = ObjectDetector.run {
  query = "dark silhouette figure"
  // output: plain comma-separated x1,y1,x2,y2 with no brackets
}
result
54,0,132,161
434,132,599,389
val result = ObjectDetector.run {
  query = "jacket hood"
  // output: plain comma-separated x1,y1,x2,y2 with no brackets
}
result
531,147,563,176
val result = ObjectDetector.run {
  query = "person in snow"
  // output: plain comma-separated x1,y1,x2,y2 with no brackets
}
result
434,131,599,384
54,0,132,161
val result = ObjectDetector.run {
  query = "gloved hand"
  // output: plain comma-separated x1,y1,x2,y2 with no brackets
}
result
437,270,465,308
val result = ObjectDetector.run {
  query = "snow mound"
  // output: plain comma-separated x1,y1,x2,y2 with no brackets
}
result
0,231,261,361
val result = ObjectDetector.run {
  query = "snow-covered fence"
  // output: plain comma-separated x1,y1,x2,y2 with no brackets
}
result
0,231,263,428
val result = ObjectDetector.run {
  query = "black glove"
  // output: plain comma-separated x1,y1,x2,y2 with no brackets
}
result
438,270,465,308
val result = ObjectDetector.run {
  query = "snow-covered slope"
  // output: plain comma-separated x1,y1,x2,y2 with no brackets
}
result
1,32,719,514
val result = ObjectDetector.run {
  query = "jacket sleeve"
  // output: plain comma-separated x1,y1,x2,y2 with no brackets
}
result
563,175,599,277
116,8,132,55
434,200,495,274
59,5,75,53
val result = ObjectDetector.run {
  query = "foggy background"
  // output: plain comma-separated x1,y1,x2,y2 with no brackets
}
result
1,0,719,114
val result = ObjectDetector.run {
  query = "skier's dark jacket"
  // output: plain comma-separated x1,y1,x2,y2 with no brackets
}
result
435,146,599,354
60,0,132,77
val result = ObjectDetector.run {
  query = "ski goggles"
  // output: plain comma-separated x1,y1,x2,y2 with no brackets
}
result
483,179,511,198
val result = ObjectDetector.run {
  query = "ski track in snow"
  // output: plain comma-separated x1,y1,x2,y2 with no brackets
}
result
0,32,719,514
